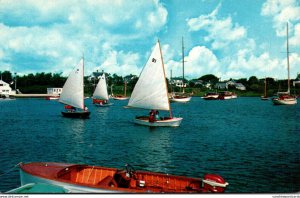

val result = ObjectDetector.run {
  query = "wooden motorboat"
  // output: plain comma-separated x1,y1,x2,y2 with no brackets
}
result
202,92,219,100
218,91,237,100
6,183,69,193
19,162,228,193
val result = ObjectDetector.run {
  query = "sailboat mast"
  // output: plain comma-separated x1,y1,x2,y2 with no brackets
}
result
286,22,290,94
158,40,173,118
124,80,127,97
82,54,85,109
264,77,267,97
182,37,185,93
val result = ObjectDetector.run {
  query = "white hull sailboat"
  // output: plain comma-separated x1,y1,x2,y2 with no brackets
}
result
273,96,297,105
92,72,113,107
59,58,90,118
170,95,191,103
134,116,182,127
111,82,130,100
261,77,269,100
127,41,183,127
170,37,192,103
272,23,297,105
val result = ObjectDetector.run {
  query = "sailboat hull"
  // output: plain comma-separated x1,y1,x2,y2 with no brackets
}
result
112,96,129,100
272,98,297,105
170,96,191,103
134,117,182,127
61,111,91,118
261,96,269,100
95,103,113,107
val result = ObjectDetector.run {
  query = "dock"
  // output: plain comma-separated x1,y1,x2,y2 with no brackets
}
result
10,94,58,98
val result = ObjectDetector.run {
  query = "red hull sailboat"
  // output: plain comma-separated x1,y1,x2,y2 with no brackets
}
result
19,162,228,193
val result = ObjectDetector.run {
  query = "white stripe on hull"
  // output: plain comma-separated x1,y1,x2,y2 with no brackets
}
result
170,97,191,103
20,169,122,193
272,98,297,105
134,117,182,127
95,103,113,107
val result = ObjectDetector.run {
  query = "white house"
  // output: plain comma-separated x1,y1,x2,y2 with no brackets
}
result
215,80,246,90
235,83,246,90
170,78,187,88
47,88,63,95
0,80,13,95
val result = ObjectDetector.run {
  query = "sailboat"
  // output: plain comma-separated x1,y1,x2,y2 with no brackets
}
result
127,40,183,127
170,37,192,103
272,23,297,105
111,81,130,100
92,71,113,107
59,58,91,118
261,77,269,100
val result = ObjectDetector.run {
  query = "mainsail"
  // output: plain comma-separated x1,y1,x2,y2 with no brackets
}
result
128,41,170,111
93,73,109,100
59,59,84,109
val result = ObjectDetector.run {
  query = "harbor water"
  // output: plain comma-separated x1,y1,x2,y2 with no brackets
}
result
0,97,299,193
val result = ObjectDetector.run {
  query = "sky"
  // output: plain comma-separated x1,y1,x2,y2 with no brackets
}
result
0,0,300,80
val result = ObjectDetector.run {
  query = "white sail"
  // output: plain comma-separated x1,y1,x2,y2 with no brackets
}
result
93,73,109,100
128,41,170,111
59,59,84,109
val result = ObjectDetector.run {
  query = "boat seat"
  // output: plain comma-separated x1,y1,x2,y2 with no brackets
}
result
97,175,118,187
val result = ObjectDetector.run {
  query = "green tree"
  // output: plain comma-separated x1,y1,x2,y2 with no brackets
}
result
198,74,219,84
0,71,13,83
248,76,258,85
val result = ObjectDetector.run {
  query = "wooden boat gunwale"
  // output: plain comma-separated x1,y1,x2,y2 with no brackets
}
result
19,162,227,193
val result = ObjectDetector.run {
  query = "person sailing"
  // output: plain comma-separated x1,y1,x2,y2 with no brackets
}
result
149,110,155,122
155,110,160,121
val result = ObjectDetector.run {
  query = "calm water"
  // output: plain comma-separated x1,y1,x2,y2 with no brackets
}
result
0,97,299,193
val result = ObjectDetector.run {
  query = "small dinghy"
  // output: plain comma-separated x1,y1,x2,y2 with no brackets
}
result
127,40,182,127
59,58,91,118
19,162,228,193
92,71,113,107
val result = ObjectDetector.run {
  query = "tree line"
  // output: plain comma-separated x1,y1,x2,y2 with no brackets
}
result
1,70,299,96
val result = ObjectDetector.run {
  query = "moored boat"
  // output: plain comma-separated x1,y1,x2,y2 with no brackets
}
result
19,162,228,193
272,23,297,105
261,77,269,100
111,81,129,100
0,94,16,101
170,94,191,103
45,96,60,100
112,95,130,100
272,94,297,105
218,91,237,100
169,38,192,103
202,92,219,100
